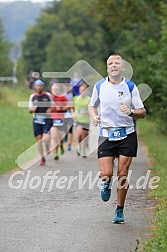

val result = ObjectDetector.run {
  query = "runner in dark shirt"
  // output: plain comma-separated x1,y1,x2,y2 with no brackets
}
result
29,79,53,165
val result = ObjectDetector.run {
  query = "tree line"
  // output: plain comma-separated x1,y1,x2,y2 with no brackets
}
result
0,19,12,77
6,0,167,132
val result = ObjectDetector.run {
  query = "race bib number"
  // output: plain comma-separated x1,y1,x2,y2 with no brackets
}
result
78,108,88,115
64,111,73,118
53,119,64,127
108,127,127,141
34,115,46,125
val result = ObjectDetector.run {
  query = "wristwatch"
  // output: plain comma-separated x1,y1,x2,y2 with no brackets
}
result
129,109,135,116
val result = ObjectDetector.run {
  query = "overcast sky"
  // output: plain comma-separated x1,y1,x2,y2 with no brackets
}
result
0,0,53,2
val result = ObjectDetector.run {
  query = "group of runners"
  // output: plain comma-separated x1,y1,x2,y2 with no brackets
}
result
28,54,146,224
28,78,91,165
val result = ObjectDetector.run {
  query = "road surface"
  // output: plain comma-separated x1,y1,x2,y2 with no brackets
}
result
0,142,153,252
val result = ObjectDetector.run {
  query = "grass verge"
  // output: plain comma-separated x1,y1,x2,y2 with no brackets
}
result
0,85,34,174
137,119,167,251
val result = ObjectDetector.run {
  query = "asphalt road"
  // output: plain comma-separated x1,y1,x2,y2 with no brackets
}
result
0,142,153,252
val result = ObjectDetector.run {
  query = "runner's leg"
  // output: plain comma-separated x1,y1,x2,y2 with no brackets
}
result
68,119,73,146
98,156,115,201
43,133,50,154
117,155,133,207
98,157,115,180
81,129,89,155
36,135,44,157
76,125,83,144
50,127,59,155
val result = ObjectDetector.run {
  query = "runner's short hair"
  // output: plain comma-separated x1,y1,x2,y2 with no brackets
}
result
107,54,124,66
79,81,89,88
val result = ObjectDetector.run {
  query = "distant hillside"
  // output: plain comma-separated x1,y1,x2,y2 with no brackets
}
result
0,1,51,43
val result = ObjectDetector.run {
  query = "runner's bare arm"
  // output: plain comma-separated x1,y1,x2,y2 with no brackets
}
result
88,104,100,127
28,94,37,113
129,108,146,119
120,104,146,119
29,106,37,113
46,107,53,113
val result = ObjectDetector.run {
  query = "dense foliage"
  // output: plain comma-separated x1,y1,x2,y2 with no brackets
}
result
0,19,12,76
20,0,167,132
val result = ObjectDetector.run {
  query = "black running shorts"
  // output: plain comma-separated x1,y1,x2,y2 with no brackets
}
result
98,131,138,159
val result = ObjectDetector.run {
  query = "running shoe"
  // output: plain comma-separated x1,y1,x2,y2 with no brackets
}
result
100,180,112,202
112,209,125,224
39,157,45,166
60,146,65,155
82,149,87,158
67,144,71,151
54,153,59,160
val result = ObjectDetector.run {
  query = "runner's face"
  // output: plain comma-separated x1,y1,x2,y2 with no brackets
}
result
35,84,44,93
107,56,124,77
51,84,61,96
79,85,87,95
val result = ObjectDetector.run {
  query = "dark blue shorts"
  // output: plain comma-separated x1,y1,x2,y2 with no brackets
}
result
33,119,52,137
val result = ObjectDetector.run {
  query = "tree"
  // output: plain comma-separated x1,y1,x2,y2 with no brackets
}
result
0,19,12,76
21,0,105,76
21,14,61,74
146,1,167,131
92,0,167,132
42,31,81,73
94,0,161,69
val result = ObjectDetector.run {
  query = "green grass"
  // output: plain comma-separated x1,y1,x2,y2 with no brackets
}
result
0,85,34,173
137,119,167,251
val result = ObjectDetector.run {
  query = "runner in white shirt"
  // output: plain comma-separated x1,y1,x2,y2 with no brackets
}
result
88,54,146,223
